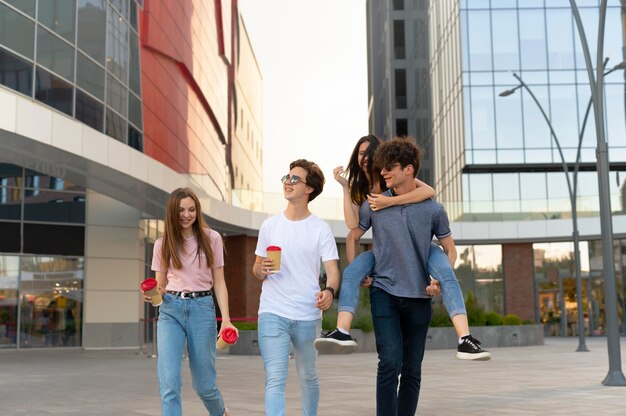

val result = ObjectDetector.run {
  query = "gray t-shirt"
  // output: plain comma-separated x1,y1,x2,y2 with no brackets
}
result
359,190,451,298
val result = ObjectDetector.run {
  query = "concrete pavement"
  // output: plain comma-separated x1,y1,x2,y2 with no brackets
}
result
1,337,626,415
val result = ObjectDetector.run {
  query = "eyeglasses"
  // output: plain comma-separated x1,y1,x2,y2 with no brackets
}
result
281,174,308,186
382,163,402,172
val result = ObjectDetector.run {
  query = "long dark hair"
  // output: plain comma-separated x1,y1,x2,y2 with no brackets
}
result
347,135,387,205
161,188,214,270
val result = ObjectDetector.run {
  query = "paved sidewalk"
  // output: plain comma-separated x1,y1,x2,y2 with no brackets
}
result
1,337,626,415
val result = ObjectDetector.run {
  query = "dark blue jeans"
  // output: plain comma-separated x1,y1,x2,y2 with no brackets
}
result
370,287,432,416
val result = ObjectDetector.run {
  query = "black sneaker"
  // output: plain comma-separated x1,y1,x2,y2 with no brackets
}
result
456,335,491,361
314,329,358,354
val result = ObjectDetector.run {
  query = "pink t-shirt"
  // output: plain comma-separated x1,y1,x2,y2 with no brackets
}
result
151,228,224,292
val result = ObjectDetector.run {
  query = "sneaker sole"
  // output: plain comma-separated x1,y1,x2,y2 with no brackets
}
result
314,338,358,354
456,351,492,361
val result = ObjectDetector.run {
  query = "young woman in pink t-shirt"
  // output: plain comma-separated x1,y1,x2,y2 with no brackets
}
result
146,187,236,416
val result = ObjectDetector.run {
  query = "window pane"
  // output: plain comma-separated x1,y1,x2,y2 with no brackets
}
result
107,4,128,83
519,9,547,70
0,222,20,252
393,20,405,59
19,256,83,348
107,72,127,116
76,51,104,99
0,47,33,95
38,0,77,43
4,0,36,17
521,86,551,148
393,0,404,10
0,3,35,59
36,25,74,81
395,68,406,109
128,91,142,128
491,10,519,71
128,30,140,94
0,164,23,186
0,255,19,348
23,224,84,255
75,88,104,131
129,0,138,30
495,87,523,149
128,124,143,152
23,190,85,223
470,86,495,149
23,170,83,192
105,107,126,142
467,10,492,71
77,0,106,64
34,66,73,116
0,185,21,219
546,9,575,69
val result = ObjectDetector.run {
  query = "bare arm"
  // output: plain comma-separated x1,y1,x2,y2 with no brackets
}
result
334,165,360,229
155,271,168,296
438,235,458,267
368,178,435,211
212,266,237,336
316,259,340,311
346,227,366,263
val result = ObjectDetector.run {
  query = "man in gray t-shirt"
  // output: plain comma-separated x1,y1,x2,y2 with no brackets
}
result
350,137,457,416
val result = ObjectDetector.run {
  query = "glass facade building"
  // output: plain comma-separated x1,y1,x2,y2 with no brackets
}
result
0,0,143,150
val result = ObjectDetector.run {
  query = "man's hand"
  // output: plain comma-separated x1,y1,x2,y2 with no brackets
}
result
315,289,334,310
426,278,441,297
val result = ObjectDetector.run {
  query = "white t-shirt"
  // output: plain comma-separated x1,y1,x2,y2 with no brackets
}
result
255,212,339,321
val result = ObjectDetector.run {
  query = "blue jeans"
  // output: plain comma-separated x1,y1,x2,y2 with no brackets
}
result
157,293,224,416
338,243,467,317
370,287,432,416
258,312,321,416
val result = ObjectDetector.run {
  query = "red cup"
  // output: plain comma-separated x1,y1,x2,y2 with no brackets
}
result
266,245,282,272
216,327,239,350
140,278,162,307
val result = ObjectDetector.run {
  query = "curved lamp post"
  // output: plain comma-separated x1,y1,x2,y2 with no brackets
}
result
568,0,626,386
499,60,625,354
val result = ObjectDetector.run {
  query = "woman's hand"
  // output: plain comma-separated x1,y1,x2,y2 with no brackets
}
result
360,276,373,288
333,165,349,189
368,193,393,211
426,278,441,297
218,320,239,338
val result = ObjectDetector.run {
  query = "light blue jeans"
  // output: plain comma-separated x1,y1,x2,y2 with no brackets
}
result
338,243,467,318
157,293,225,416
258,312,321,416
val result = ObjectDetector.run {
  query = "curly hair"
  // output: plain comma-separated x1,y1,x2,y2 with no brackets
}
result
374,136,421,178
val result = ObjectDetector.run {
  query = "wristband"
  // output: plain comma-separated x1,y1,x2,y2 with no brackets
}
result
324,287,335,299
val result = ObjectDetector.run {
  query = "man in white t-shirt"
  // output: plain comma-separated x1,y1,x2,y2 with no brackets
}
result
253,159,340,416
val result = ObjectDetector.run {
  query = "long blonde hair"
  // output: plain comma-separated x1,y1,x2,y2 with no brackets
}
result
161,188,214,270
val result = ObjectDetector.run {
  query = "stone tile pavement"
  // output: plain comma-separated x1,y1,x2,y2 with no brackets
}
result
1,337,626,415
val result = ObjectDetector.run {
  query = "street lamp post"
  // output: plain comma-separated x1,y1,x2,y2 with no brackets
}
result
569,0,626,386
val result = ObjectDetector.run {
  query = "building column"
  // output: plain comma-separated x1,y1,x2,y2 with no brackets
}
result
222,235,262,323
502,243,535,322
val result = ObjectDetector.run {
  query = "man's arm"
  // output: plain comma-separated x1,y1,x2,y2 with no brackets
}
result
438,235,457,267
316,259,340,311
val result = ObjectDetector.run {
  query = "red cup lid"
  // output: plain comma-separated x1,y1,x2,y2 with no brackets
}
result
267,245,281,251
221,327,238,343
140,278,158,291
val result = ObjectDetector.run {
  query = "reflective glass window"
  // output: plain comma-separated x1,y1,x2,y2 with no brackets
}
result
0,222,20,252
519,9,547,70
496,149,524,164
19,256,83,348
521,86,551,148
605,84,626,150
128,125,142,152
34,66,73,116
3,0,35,17
495,87,523,149
110,0,130,20
393,20,405,59
548,85,578,149
23,223,84,255
36,25,74,81
467,10,492,71
128,91,142,128
520,173,548,212
75,88,104,131
128,30,140,94
573,7,598,69
23,190,85,223
524,148,553,164
107,4,129,83
0,185,21,219
491,10,519,71
107,72,127,116
0,47,33,95
0,164,22,186
77,0,106,64
37,0,77,43
493,173,520,212
23,171,83,192
469,86,495,149
76,51,104,100
546,9,575,70
0,255,19,348
105,107,126,142
0,3,35,59
129,0,138,30
395,68,406,109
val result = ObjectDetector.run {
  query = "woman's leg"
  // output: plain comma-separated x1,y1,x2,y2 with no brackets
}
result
157,295,186,416
336,250,375,331
187,295,225,415
427,243,467,336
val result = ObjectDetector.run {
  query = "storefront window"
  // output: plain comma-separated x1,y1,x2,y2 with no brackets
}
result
0,255,19,348
454,244,503,315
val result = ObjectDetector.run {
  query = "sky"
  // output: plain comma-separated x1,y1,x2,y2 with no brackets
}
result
238,0,369,199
